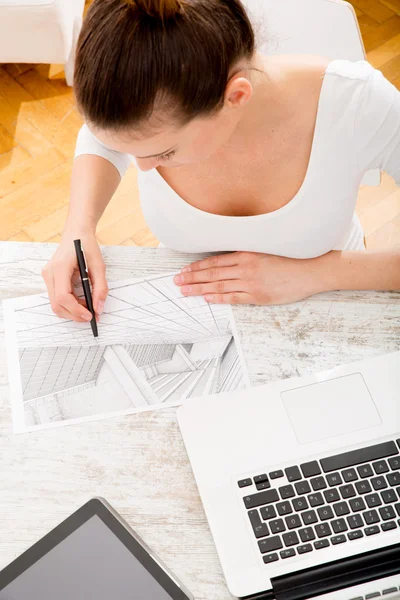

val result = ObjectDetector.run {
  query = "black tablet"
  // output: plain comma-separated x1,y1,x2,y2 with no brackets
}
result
0,498,193,600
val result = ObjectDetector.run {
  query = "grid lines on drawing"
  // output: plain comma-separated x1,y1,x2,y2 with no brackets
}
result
19,346,105,401
14,276,232,348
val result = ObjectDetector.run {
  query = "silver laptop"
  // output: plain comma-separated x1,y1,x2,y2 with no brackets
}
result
177,350,400,600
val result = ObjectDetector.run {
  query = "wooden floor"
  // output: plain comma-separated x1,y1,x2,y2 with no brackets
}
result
0,1,399,249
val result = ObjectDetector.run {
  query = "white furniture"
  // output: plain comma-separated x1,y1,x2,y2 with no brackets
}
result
243,0,380,185
0,0,85,85
0,242,399,599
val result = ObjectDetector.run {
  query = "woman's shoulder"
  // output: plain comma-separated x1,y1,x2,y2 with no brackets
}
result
268,55,380,120
268,54,374,95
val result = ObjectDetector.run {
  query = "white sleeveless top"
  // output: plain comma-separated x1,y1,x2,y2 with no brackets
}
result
75,59,400,259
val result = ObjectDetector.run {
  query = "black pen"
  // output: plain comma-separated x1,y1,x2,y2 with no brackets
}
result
74,239,98,338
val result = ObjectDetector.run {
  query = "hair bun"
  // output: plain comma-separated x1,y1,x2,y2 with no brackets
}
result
127,0,183,20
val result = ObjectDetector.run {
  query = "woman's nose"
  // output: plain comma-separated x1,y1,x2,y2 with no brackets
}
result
135,157,159,171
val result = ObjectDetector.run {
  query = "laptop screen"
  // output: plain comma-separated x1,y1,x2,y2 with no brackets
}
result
0,515,174,600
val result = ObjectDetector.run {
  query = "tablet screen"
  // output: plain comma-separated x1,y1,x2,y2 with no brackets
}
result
0,515,174,600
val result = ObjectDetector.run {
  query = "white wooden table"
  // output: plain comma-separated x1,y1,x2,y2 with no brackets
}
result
0,241,399,599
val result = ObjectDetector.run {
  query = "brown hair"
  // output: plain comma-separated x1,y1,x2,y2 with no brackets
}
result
74,0,255,131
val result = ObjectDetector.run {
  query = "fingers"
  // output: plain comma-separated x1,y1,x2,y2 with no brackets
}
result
52,269,93,322
180,279,246,297
204,292,251,305
181,252,240,274
174,265,242,287
88,258,108,316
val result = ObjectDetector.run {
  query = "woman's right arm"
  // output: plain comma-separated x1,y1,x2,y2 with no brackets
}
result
42,125,132,322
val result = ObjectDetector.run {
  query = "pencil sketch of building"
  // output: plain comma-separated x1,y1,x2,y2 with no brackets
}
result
13,275,247,430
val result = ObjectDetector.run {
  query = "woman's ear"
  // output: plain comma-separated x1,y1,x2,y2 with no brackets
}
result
224,75,253,109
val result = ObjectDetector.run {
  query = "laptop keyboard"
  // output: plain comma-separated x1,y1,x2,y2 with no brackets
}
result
238,439,400,565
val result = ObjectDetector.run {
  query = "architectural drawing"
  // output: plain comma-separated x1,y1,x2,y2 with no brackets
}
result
4,274,248,433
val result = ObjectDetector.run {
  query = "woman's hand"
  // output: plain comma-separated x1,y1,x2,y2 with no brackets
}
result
42,232,108,322
174,251,327,305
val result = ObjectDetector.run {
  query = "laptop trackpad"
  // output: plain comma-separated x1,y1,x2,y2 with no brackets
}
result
281,373,382,445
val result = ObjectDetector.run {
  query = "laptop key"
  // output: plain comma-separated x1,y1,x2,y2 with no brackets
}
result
381,489,397,504
270,519,285,534
248,510,270,539
238,478,252,488
263,553,279,564
279,485,295,499
331,534,346,545
365,526,380,536
299,527,315,542
348,530,363,540
261,506,277,520
258,536,283,554
308,493,324,507
293,497,309,512
276,501,292,516
314,539,330,550
283,531,299,547
387,472,400,487
254,474,269,484
315,523,332,538
331,518,348,534
280,548,295,559
285,515,302,530
244,489,279,509
395,503,400,516
297,543,313,554
269,470,284,480
339,484,356,499
383,588,399,596
324,489,340,503
372,476,388,490
256,481,271,490
326,472,343,487
379,506,396,520
363,509,380,525
302,510,318,525
381,521,397,531
311,477,327,491
356,480,372,494
320,441,399,473
333,501,350,516
373,460,389,474
317,506,334,521
300,461,321,478
357,464,374,478
342,468,358,482
365,493,382,508
285,466,302,482
347,514,364,529
295,480,311,495
389,456,400,470
365,593,381,599
349,497,366,512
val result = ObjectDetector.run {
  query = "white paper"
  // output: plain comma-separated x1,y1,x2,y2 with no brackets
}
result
3,273,250,434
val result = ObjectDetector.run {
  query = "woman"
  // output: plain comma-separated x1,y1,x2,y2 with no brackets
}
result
42,0,400,322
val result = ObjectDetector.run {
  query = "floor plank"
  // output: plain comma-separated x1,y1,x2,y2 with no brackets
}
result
0,163,72,238
351,0,395,23
358,15,400,52
367,32,400,67
359,188,400,237
0,148,65,199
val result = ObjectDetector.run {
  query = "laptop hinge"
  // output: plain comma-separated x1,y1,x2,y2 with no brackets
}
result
271,543,400,600
241,591,274,600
